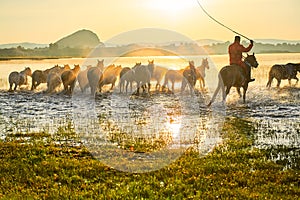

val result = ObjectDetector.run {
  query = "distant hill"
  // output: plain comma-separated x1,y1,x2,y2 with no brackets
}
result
0,42,48,49
196,39,224,46
54,29,103,49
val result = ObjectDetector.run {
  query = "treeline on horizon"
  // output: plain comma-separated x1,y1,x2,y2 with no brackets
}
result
0,41,300,59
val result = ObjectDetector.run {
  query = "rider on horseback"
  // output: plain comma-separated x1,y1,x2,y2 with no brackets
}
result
229,36,254,82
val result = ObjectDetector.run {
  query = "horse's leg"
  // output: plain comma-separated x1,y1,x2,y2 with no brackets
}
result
288,79,291,86
14,83,17,91
225,86,231,96
295,77,299,85
242,84,249,103
276,78,281,87
236,87,242,98
181,79,186,93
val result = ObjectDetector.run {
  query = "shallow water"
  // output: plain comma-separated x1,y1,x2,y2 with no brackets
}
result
0,53,299,169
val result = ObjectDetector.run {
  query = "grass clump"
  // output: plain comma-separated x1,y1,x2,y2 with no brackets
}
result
0,117,299,199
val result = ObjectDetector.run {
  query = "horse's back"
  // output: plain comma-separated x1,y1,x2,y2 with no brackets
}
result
219,65,245,86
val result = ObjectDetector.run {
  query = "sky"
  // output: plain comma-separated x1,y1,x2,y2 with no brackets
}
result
0,0,300,44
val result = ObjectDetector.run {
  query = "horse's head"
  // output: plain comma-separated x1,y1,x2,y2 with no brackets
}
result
245,53,259,68
64,64,71,70
97,59,104,69
24,67,32,76
202,58,209,69
73,64,81,73
133,62,141,69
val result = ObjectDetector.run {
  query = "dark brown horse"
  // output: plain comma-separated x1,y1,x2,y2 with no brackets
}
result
266,63,300,87
181,61,197,94
208,53,259,106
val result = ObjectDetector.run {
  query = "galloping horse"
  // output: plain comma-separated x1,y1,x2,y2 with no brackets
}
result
266,63,300,87
195,58,209,89
87,59,105,95
132,61,154,95
61,64,81,95
31,65,60,90
99,64,122,92
181,61,197,94
77,65,92,92
208,53,259,106
8,67,32,91
46,65,71,94
162,69,185,92
150,60,168,91
119,67,135,93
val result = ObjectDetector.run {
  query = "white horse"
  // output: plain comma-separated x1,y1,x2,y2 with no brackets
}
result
132,61,154,95
87,59,105,95
8,67,32,91
151,60,168,91
77,65,92,93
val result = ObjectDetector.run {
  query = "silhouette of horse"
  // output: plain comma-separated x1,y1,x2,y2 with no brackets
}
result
181,61,197,94
99,64,122,92
45,65,71,94
31,65,60,90
266,63,300,87
208,53,259,106
150,60,168,91
195,58,209,90
77,65,92,93
162,69,185,92
119,67,135,93
8,67,32,91
132,61,154,95
61,64,81,95
87,59,105,95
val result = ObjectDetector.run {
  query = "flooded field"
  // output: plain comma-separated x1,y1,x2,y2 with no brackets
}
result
0,53,299,170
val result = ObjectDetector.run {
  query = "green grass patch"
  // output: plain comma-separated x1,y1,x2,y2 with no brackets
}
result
0,117,299,199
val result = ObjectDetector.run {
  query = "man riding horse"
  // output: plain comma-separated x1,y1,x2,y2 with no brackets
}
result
228,36,254,82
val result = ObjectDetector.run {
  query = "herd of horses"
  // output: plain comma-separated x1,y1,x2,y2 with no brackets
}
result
7,54,300,106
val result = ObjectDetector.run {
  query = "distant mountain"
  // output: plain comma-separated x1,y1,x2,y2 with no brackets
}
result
196,39,224,46
0,42,48,49
54,29,103,49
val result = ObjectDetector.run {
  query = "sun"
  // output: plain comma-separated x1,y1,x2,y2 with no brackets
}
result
146,0,195,16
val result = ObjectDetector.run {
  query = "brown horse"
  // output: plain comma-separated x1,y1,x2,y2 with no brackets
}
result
31,65,60,90
61,64,81,95
45,65,71,94
8,67,32,91
119,67,135,93
195,58,209,90
181,61,197,94
208,53,259,106
266,63,300,87
162,69,185,92
99,64,122,92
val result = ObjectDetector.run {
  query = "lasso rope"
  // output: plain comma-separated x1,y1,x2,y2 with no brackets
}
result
196,0,253,41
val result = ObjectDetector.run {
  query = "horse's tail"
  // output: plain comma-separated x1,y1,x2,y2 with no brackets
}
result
207,73,224,107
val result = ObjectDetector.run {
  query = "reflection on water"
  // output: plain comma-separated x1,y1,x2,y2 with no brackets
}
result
0,53,299,169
